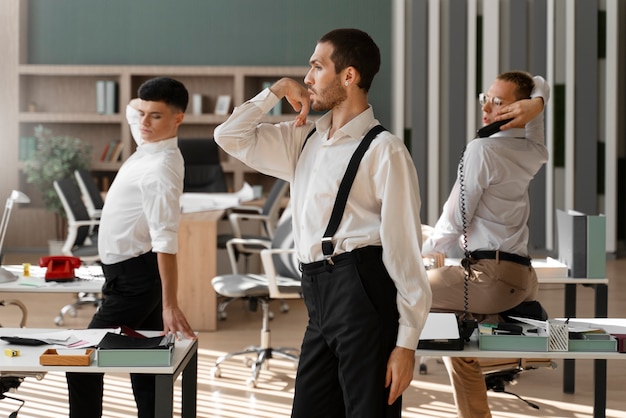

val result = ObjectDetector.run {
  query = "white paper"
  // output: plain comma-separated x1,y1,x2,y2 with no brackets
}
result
419,312,460,340
180,182,255,213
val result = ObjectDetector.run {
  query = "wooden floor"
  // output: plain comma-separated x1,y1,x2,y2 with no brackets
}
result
0,254,625,417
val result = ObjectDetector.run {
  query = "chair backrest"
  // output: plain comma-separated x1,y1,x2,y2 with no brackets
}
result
178,138,227,193
260,178,289,236
270,215,300,280
54,178,92,247
74,169,104,216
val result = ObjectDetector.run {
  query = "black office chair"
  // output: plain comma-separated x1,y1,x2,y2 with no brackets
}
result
53,178,102,325
74,169,104,220
210,211,301,388
178,138,228,193
215,177,289,319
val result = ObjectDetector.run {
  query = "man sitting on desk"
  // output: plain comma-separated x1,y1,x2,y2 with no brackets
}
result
422,71,549,418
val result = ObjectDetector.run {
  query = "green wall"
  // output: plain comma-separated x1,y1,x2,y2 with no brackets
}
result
27,0,393,126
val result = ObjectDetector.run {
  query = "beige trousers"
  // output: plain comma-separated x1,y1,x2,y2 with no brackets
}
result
428,259,538,418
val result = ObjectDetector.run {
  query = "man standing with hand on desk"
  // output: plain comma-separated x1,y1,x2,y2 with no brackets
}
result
422,71,549,418
215,28,432,417
66,77,196,418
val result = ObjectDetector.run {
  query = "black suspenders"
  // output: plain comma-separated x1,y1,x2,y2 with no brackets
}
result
300,125,387,264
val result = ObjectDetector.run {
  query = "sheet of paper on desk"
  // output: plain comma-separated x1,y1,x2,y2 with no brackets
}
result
419,313,460,340
180,182,254,213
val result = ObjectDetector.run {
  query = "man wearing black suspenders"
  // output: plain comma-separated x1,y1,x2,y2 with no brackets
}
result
215,29,432,418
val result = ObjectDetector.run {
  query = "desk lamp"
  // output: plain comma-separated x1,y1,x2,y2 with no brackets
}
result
0,190,30,283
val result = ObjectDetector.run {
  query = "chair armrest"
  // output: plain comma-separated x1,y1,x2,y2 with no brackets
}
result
260,248,301,300
228,212,274,239
225,238,272,274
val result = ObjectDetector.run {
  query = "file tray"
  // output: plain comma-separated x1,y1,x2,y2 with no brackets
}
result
40,349,95,366
96,332,174,367
478,324,548,352
97,345,173,367
568,333,617,352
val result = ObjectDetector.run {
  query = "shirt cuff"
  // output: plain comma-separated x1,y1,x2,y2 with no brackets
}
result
397,324,420,351
251,88,282,114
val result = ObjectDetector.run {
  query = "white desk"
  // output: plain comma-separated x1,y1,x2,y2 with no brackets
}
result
0,328,198,417
0,265,104,294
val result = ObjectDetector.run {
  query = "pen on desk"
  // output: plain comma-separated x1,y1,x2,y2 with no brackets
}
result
19,283,39,287
565,318,570,324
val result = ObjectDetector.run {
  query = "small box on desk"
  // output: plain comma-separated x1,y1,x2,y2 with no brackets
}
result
568,333,617,352
96,332,174,367
478,324,549,351
97,346,173,367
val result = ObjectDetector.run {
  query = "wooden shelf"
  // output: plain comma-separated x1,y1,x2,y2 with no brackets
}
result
18,64,309,192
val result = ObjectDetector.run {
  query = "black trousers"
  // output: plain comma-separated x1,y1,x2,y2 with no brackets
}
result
291,246,401,418
66,252,163,418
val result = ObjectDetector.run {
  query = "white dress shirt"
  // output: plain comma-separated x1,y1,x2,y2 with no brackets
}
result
423,76,550,256
98,105,184,265
215,89,432,350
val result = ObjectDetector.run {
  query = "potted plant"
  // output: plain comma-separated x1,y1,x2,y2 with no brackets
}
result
22,125,92,246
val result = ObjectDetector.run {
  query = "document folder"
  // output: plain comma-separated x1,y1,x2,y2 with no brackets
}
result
417,313,464,350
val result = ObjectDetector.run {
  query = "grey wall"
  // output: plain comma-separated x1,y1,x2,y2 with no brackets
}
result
27,0,393,127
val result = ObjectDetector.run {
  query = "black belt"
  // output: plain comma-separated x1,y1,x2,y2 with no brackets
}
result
300,246,382,274
469,250,531,267
102,251,157,276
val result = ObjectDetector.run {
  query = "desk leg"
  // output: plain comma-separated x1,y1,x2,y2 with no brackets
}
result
593,359,607,418
155,374,174,418
594,284,608,318
563,284,576,394
181,348,198,418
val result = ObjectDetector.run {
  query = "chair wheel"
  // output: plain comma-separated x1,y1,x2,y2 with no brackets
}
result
218,311,227,320
246,377,257,388
268,311,274,320
419,363,428,375
54,316,64,326
210,367,221,379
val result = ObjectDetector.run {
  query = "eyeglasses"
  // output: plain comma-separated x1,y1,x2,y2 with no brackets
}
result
478,93,504,107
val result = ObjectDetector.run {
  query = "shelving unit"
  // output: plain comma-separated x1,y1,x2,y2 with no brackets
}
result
18,64,309,194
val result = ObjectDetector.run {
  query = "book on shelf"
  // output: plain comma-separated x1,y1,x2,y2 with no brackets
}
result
100,140,120,162
108,140,123,162
99,142,111,161
96,80,118,115
96,80,106,114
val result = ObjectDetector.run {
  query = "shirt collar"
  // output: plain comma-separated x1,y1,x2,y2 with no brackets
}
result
137,137,179,153
490,127,526,139
314,105,377,141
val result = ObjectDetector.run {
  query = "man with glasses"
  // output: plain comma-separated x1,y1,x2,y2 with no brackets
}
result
422,71,549,417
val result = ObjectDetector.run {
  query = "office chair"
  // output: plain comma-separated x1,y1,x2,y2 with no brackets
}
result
53,178,102,326
215,177,289,319
210,211,302,388
74,169,104,220
178,138,228,193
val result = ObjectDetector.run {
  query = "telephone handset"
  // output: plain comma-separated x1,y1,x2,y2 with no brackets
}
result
39,256,81,282
476,118,513,138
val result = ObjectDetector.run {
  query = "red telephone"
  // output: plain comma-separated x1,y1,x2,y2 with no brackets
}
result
39,256,81,282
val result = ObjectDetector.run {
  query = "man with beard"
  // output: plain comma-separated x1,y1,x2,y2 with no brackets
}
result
215,28,432,417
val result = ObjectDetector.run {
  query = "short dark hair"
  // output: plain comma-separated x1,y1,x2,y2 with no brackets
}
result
138,77,189,113
497,71,535,101
318,28,381,92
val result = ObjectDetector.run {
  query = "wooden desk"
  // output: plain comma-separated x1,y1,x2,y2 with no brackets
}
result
177,210,224,331
0,328,198,418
